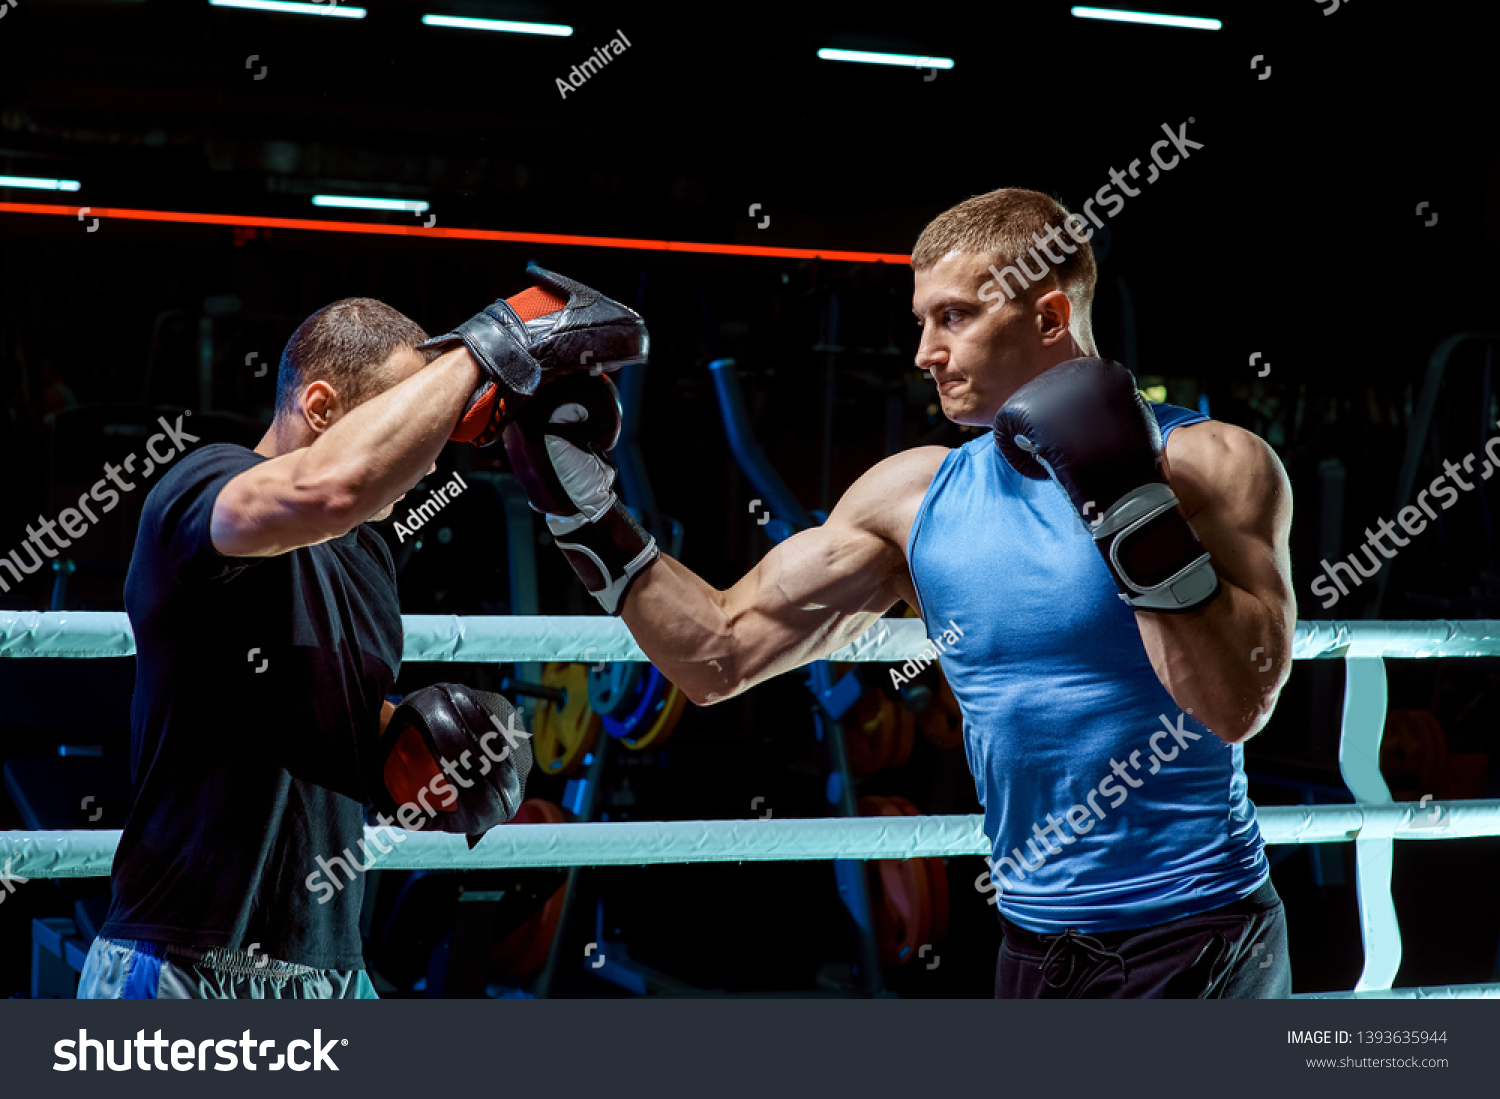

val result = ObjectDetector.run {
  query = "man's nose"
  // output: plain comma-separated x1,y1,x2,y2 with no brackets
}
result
428,463,438,476
916,333,943,372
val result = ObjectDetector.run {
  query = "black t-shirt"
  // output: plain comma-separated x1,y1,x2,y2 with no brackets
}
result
101,443,402,970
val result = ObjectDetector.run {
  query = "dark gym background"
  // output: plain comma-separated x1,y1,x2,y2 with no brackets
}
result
1,1,1497,997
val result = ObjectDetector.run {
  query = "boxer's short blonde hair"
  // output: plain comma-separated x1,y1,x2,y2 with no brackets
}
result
912,187,1097,342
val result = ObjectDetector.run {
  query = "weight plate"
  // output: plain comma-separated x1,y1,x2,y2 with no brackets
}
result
491,799,567,979
884,795,949,944
917,670,964,751
858,795,932,966
532,663,600,776
601,666,661,740
845,691,897,775
622,680,688,751
587,661,647,718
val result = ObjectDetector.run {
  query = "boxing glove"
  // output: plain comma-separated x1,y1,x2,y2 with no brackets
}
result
502,371,659,615
992,357,1220,613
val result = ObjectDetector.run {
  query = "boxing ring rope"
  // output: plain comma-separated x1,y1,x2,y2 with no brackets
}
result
3,611,1498,662
9,802,1500,878
3,612,1499,999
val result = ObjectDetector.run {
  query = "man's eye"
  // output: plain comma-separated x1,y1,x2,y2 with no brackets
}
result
946,311,964,325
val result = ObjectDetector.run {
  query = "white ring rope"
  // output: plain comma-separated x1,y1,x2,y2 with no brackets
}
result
2,613,1499,662
5,802,1500,879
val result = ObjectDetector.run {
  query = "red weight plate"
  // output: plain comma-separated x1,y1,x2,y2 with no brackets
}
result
491,800,569,978
859,795,931,965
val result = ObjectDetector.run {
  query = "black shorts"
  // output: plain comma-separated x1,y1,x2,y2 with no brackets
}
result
995,879,1291,999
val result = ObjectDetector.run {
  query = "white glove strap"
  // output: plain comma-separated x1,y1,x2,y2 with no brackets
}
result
545,401,616,522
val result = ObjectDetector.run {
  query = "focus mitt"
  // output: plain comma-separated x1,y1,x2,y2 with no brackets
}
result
421,263,649,447
367,684,532,847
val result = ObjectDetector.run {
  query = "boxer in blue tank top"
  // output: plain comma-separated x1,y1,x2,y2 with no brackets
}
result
505,187,1298,997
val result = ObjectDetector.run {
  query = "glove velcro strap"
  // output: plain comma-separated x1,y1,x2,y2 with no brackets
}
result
548,500,660,615
1093,483,1221,613
420,301,543,398
371,684,532,842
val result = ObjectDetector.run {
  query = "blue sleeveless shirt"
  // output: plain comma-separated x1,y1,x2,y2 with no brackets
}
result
906,404,1267,933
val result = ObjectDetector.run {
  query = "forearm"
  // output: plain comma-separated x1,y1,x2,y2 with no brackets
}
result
620,555,741,704
1133,580,1293,744
297,348,481,526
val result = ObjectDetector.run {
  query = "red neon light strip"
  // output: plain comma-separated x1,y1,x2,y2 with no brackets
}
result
0,201,911,265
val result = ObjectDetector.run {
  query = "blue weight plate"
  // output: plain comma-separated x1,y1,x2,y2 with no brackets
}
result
587,661,647,718
601,666,661,739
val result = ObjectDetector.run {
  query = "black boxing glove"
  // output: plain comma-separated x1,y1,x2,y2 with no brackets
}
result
991,358,1220,613
502,371,659,615
420,263,649,447
368,684,533,847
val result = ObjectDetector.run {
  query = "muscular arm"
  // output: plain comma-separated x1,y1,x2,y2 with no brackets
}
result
622,449,941,705
1135,422,1296,744
210,347,482,557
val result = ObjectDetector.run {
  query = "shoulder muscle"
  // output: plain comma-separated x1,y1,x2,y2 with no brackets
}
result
1165,421,1290,535
830,445,948,547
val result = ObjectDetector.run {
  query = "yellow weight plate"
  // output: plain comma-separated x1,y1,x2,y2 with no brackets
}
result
844,690,897,775
622,680,688,751
532,662,600,775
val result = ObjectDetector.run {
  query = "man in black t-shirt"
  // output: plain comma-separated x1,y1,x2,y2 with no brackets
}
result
78,269,648,998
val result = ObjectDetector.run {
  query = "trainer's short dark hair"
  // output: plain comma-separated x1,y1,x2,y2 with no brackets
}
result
274,298,432,418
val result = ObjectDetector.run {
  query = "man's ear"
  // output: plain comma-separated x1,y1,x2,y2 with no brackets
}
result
300,380,340,435
1033,288,1074,347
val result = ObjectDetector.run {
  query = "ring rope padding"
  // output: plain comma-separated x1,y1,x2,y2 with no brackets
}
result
6,801,1500,879
3,613,1499,662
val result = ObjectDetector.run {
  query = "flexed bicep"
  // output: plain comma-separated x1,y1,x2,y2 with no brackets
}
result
622,447,944,705
719,520,907,687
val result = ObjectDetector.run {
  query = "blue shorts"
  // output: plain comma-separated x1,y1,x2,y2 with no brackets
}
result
76,937,379,1000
